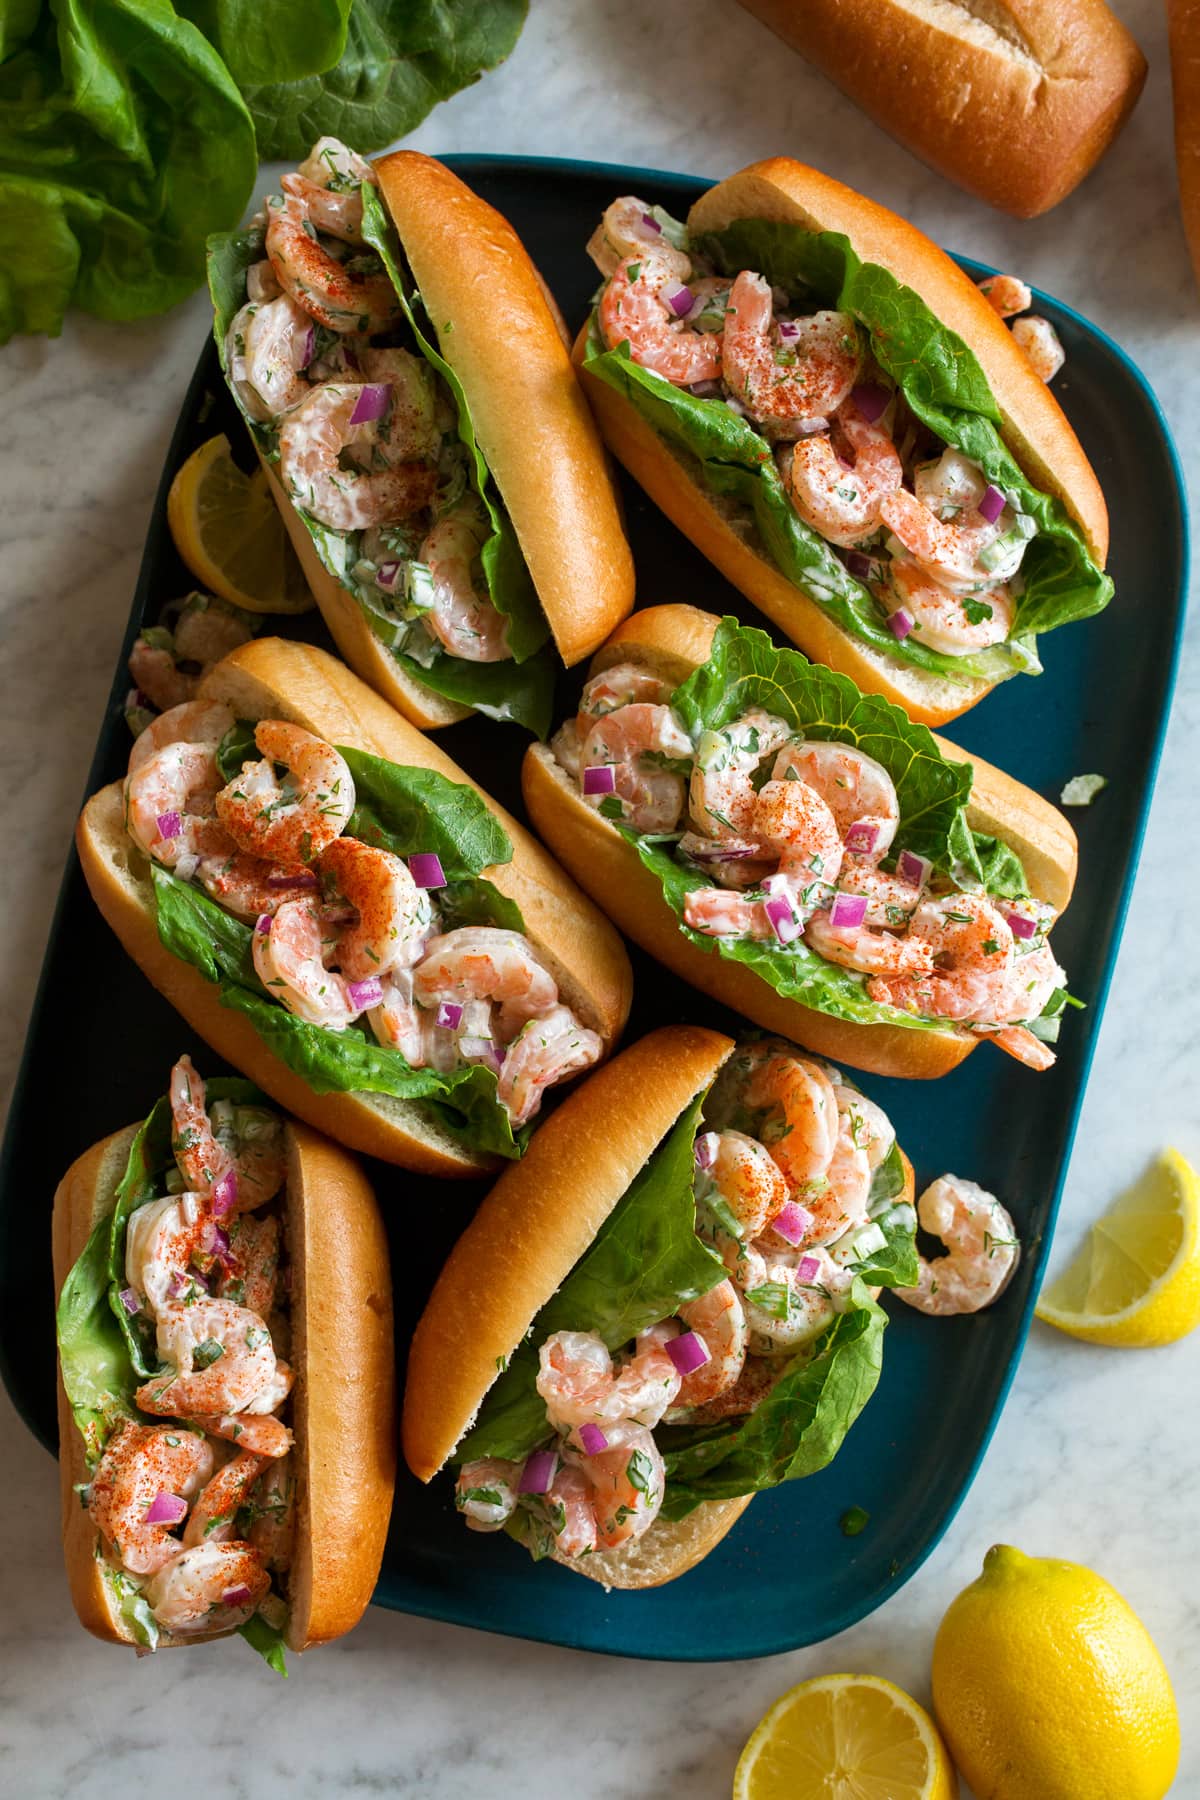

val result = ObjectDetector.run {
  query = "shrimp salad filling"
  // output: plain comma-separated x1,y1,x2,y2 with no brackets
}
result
551,619,1073,1071
583,198,1110,687
125,701,602,1152
455,1042,917,1562
208,138,555,733
56,1059,295,1669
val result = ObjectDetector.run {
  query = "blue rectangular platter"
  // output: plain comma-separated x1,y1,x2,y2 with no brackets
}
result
0,157,1187,1660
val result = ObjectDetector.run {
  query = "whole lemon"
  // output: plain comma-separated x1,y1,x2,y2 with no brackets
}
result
932,1545,1179,1799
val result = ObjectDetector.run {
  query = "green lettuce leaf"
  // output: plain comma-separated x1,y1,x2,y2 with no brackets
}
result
238,1610,289,1674
177,0,352,87
457,1093,724,1463
56,1211,139,1467
584,215,1111,683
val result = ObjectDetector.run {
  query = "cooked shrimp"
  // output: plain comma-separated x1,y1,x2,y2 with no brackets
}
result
816,1100,872,1245
570,1421,665,1550
787,398,902,547
1011,315,1065,383
836,863,925,929
252,899,356,1029
886,559,1015,656
739,1245,852,1351
536,1329,682,1433
277,382,438,532
279,173,364,244
587,196,693,282
138,1299,287,1418
227,293,313,421
578,661,672,719
866,892,1015,1018
456,1458,521,1531
753,778,844,889
745,1051,840,1191
543,1462,601,1560
806,905,937,977
296,135,376,195
673,1280,747,1407
833,1086,896,1174
195,849,315,923
419,499,510,662
205,1093,287,1213
217,722,354,864
182,1450,268,1548
127,699,236,775
247,1454,295,1569
131,595,251,716
976,274,1032,319
266,191,402,335
771,741,900,862
169,1054,235,1194
129,635,196,715
246,259,281,304
125,1196,209,1316
497,1005,604,1126
677,830,774,892
688,710,793,842
414,927,559,1040
580,703,694,833
319,838,432,979
355,346,440,461
216,1213,280,1318
125,742,226,873
682,887,774,939
897,1174,1020,1315
881,484,1022,590
598,256,723,385
701,1129,789,1239
144,1540,270,1634
88,1423,213,1575
978,1024,1057,1070
723,272,860,426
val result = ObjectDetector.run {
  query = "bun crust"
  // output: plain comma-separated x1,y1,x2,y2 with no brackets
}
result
736,1,1145,219
525,605,1076,1080
53,1114,394,1651
1171,0,1200,290
402,1025,735,1483
79,640,631,1173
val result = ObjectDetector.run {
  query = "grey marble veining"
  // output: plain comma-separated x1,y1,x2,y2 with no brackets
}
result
1,1,1196,1793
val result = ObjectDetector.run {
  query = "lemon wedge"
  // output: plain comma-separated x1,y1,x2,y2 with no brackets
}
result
1036,1147,1200,1346
167,434,313,614
733,1672,958,1800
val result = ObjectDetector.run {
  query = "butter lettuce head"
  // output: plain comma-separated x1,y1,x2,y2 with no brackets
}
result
583,213,1111,687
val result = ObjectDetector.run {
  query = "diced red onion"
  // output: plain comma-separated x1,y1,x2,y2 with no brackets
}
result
202,1221,231,1263
301,325,315,367
578,1423,608,1456
118,1286,140,1316
797,1255,821,1284
764,893,801,945
640,213,661,233
1005,908,1038,940
844,822,879,856
409,853,445,890
664,282,695,318
347,977,384,1010
666,1330,710,1376
777,319,800,341
156,811,182,841
887,609,914,641
691,840,758,863
376,562,402,591
222,1584,253,1607
255,913,272,936
518,1449,558,1494
689,379,722,397
265,870,317,890
694,1130,720,1171
897,850,932,890
978,483,1006,524
829,892,868,931
168,1268,206,1299
146,1490,188,1526
851,381,889,424
773,1201,813,1247
845,551,874,581
349,383,390,426
211,1170,238,1219
582,764,616,796
436,1001,463,1031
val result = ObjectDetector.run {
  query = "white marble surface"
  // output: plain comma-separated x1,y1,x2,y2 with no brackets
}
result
1,1,1196,1792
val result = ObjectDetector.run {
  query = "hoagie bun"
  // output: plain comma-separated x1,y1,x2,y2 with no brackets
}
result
575,157,1110,727
54,1106,394,1650
77,639,633,1174
523,605,1077,1082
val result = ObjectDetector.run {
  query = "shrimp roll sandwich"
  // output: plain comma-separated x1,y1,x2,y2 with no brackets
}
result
524,607,1078,1081
208,142,634,736
576,161,1111,725
77,638,632,1174
404,1026,917,1588
54,1056,393,1661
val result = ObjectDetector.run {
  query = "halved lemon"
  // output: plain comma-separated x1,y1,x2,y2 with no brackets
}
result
1036,1147,1200,1346
733,1672,958,1800
167,434,313,614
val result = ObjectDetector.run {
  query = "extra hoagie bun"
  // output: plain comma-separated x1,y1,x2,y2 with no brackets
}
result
77,639,633,1175
250,152,634,731
575,157,1110,728
1170,0,1200,290
404,1025,916,1589
523,605,1077,1082
54,1108,394,1650
736,2,1146,218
